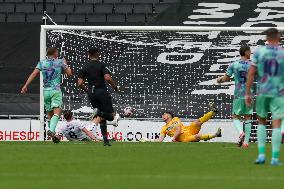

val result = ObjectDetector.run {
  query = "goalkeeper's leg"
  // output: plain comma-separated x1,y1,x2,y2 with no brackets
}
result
198,102,218,125
184,128,222,142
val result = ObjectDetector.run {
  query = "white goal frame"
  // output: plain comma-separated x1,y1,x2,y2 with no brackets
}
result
40,25,284,141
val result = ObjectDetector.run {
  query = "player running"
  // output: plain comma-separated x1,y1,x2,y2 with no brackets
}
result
157,103,221,142
21,47,72,143
217,46,253,148
55,110,101,142
77,47,119,146
246,28,284,166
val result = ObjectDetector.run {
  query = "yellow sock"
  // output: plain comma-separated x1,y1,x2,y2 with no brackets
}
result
199,111,214,123
200,134,215,141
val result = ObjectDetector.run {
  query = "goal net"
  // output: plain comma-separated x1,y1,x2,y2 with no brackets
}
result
40,26,281,141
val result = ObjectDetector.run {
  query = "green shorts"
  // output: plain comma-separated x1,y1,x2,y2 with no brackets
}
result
43,90,63,112
256,95,284,120
233,98,253,115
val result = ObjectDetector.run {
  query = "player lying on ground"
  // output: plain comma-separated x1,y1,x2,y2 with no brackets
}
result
217,46,253,148
55,110,101,142
246,28,284,166
141,103,221,142
21,47,72,143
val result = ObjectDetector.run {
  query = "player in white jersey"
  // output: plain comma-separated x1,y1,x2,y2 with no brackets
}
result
56,110,101,142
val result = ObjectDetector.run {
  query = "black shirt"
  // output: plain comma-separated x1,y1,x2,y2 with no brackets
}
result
78,60,111,90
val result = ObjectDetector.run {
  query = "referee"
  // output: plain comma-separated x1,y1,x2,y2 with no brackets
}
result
78,47,119,146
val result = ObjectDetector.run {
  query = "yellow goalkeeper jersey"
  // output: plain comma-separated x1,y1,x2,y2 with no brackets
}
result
160,117,187,137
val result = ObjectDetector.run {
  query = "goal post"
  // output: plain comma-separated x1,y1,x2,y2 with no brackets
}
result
39,25,284,141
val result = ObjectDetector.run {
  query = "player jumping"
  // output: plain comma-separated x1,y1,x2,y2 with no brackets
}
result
246,28,284,166
217,46,253,148
156,103,221,142
21,47,72,143
55,110,101,142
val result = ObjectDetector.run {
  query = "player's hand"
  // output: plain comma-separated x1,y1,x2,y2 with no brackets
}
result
245,94,252,107
216,77,222,84
172,138,177,142
21,86,28,94
63,57,68,65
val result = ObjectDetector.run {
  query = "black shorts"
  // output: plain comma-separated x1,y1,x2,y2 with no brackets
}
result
88,89,114,114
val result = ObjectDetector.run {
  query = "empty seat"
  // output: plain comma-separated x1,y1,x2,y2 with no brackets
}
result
0,3,15,13
84,0,102,4
123,0,159,3
75,4,93,13
134,4,153,14
87,14,106,22
64,0,83,4
35,3,55,13
26,0,62,2
5,0,23,2
104,0,122,3
48,13,66,23
26,13,42,22
154,3,170,13
16,3,35,13
115,4,132,14
94,4,113,13
0,13,6,22
7,13,25,22
67,14,85,22
107,14,125,22
56,4,74,13
146,13,157,23
127,14,145,23
160,0,179,3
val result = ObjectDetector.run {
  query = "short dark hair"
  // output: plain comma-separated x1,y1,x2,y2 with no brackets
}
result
163,111,174,118
63,110,73,120
88,47,100,56
239,46,250,56
264,28,280,39
46,47,58,56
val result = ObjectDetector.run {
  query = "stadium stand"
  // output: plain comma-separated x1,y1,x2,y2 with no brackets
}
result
0,0,177,24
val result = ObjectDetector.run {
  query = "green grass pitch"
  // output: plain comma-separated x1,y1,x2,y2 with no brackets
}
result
0,142,283,189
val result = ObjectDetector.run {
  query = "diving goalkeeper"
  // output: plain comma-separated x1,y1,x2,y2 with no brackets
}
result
155,103,221,142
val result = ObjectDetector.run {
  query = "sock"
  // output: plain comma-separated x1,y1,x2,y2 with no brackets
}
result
233,119,243,134
199,111,214,123
100,121,109,143
244,120,252,144
47,119,51,129
257,124,267,156
200,134,215,141
281,120,284,133
272,128,281,159
50,114,59,133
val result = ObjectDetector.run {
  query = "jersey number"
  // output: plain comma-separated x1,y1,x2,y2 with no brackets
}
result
264,59,279,76
45,68,56,81
238,71,247,84
68,131,78,139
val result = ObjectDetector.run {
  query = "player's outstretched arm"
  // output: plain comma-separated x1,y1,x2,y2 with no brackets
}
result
21,69,40,94
82,128,98,142
104,74,119,92
217,75,231,84
245,66,256,106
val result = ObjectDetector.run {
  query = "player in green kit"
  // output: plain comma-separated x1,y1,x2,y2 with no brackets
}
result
21,47,72,143
246,28,284,166
217,46,253,148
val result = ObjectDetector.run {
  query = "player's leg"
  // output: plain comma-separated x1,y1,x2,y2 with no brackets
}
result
198,102,218,125
232,98,246,146
270,97,284,165
49,90,63,133
255,95,269,164
184,128,222,142
242,98,254,147
243,115,252,148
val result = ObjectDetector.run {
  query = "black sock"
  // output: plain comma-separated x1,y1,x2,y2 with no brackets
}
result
100,121,109,143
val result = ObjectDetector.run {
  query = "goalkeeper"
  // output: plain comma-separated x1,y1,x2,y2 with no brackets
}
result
155,103,221,142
